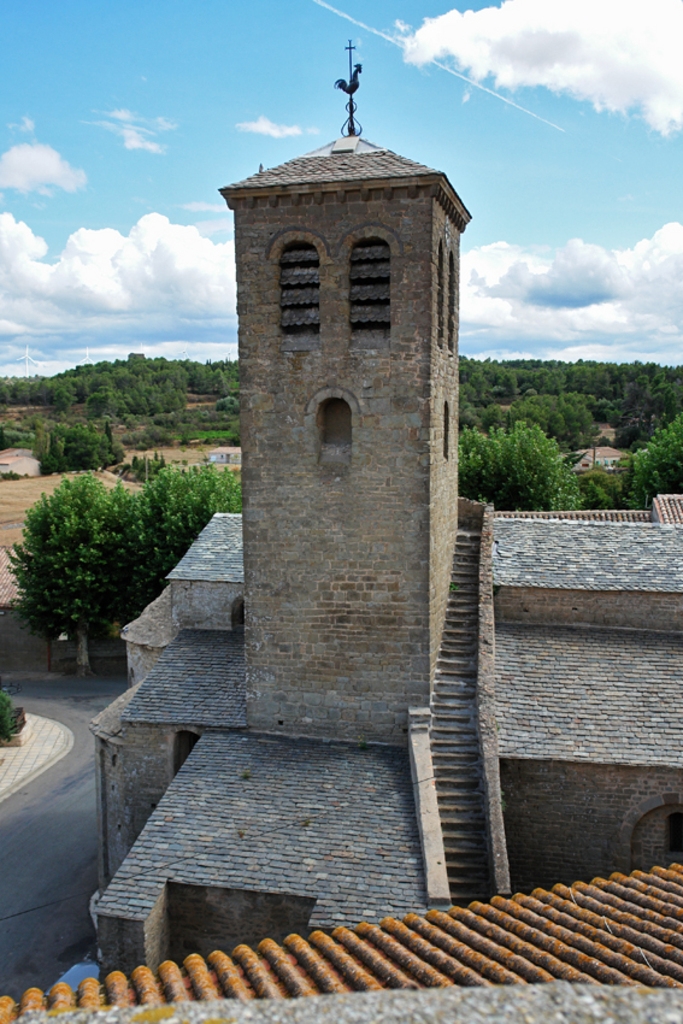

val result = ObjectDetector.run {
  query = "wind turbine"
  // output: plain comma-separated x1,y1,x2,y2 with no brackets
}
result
179,348,189,360
16,345,41,378
82,347,94,365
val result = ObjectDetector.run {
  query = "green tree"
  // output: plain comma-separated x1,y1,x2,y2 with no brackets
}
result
133,465,242,608
630,413,683,508
459,422,581,511
578,469,627,510
10,475,138,674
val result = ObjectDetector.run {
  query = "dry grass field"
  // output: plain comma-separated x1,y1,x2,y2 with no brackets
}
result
0,472,141,548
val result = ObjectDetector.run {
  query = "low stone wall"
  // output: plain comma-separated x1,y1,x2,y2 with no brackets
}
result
0,610,48,671
495,586,683,632
51,638,126,676
476,504,510,896
501,757,683,892
18,983,683,1024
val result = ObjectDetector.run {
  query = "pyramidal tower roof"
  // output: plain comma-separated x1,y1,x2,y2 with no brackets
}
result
221,136,471,229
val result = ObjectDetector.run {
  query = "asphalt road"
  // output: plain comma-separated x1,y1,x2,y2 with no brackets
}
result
0,673,127,1000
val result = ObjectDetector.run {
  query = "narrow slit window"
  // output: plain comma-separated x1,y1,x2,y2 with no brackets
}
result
669,812,683,851
437,241,444,349
447,250,456,354
350,239,390,346
280,243,320,347
319,398,352,464
444,400,450,460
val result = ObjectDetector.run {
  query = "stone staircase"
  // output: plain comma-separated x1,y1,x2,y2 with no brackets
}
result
430,526,490,904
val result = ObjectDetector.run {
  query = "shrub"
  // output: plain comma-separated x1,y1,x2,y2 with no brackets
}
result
0,690,15,742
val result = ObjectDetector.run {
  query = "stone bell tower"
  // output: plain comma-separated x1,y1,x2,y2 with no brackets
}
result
221,134,470,743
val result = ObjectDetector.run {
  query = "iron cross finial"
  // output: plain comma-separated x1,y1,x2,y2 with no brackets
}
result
334,39,363,137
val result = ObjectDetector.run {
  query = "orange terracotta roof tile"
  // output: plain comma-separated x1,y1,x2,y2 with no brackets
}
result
494,509,651,522
6,861,683,1018
653,495,683,525
0,548,17,607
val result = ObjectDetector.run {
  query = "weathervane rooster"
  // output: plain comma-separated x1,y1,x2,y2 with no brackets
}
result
335,41,363,137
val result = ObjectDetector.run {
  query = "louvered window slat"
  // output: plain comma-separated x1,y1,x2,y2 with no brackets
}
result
350,240,390,339
280,244,320,340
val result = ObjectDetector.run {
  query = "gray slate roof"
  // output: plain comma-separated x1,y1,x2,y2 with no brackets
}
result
493,519,683,591
167,513,243,583
122,629,246,728
97,731,426,930
225,145,444,192
496,623,683,766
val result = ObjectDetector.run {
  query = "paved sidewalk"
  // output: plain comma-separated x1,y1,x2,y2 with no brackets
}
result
0,713,74,805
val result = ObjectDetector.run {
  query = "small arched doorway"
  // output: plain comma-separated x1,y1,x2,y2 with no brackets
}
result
631,803,683,870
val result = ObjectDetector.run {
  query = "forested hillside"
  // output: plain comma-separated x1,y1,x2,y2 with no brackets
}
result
460,357,683,450
0,354,240,455
2,354,681,464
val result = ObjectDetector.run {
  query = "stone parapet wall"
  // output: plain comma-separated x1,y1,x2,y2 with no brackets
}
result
501,757,683,892
51,637,126,676
475,502,510,895
495,586,683,631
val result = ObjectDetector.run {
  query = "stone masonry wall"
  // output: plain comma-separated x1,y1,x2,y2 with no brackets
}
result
428,203,460,690
96,721,193,890
171,580,244,632
232,182,462,743
495,586,683,631
501,758,683,892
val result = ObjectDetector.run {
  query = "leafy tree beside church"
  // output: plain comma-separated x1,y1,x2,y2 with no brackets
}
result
10,475,138,675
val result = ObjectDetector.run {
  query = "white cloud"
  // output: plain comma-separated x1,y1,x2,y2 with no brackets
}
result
402,0,683,135
461,223,683,361
7,116,35,134
236,116,304,138
0,143,86,195
0,212,236,367
91,109,177,153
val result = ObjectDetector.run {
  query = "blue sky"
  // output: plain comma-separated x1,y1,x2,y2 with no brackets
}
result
1,0,683,375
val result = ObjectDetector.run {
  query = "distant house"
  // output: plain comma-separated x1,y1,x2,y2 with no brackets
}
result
207,446,241,466
573,446,624,473
0,448,40,477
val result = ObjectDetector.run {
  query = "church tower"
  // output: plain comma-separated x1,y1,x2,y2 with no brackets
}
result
222,133,470,743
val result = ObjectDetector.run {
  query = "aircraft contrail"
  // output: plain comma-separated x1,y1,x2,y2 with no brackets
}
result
311,0,565,133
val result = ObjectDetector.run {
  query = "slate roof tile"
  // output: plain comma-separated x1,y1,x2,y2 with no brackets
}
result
122,629,246,728
167,513,243,583
224,146,444,192
96,731,425,929
496,623,683,765
493,519,683,591
8,861,683,1014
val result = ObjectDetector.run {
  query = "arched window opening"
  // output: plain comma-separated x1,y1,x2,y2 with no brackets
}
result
173,731,199,776
319,398,352,464
231,597,245,628
669,812,683,851
437,241,444,349
280,243,320,347
350,239,390,346
443,401,450,461
447,250,456,354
